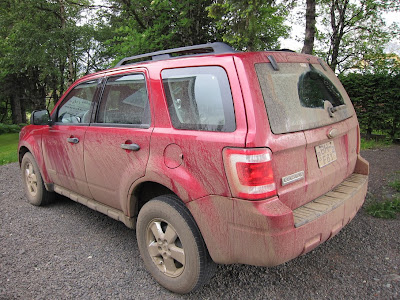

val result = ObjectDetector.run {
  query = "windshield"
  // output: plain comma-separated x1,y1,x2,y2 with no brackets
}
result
255,62,354,134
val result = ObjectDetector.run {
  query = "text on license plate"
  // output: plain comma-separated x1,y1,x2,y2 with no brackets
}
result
315,141,337,168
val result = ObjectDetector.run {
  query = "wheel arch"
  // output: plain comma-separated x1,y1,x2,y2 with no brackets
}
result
18,144,53,191
18,146,30,165
126,165,209,219
128,181,177,218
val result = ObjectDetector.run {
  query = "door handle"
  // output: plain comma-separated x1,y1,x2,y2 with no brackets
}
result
67,137,79,144
121,143,140,151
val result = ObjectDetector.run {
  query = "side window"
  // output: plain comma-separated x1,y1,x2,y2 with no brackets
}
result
97,74,150,127
57,80,97,124
162,66,236,132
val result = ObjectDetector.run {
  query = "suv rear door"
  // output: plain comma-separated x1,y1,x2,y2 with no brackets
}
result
143,57,248,201
83,70,152,211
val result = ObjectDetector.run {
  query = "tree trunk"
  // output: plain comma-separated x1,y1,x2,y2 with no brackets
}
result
10,95,23,124
328,0,349,72
58,60,65,104
59,0,74,87
21,100,27,124
0,99,9,123
67,49,75,87
302,0,316,54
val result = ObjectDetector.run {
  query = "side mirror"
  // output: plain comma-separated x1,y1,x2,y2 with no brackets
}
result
31,110,52,125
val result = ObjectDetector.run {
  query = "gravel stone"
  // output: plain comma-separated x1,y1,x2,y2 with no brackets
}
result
0,146,399,299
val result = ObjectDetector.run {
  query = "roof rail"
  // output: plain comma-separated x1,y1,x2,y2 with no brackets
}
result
276,49,296,52
115,42,236,67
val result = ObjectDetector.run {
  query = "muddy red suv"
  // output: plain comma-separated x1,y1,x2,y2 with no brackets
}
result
19,42,369,293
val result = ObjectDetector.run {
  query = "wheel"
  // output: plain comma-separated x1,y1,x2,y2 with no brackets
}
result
21,152,54,206
136,195,215,294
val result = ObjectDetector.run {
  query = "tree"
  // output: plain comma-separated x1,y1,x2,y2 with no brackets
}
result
316,0,399,73
302,0,317,54
207,0,290,51
99,0,293,60
0,0,96,124
98,0,220,64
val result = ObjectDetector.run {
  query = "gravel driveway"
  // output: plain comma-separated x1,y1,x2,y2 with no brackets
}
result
1,146,399,299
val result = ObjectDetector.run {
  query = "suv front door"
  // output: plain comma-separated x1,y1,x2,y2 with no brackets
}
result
83,71,152,211
42,79,100,198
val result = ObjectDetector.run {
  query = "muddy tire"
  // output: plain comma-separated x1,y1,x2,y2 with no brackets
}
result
136,195,215,294
21,152,54,206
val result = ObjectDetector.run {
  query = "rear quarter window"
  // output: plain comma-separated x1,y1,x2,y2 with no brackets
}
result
162,66,236,132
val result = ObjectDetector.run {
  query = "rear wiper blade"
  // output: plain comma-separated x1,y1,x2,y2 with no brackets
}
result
267,55,279,71
328,106,337,117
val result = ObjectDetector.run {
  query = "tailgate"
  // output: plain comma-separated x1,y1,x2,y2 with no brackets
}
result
273,115,359,210
254,55,359,209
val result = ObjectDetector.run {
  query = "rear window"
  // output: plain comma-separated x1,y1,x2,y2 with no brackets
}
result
255,62,354,134
162,66,236,132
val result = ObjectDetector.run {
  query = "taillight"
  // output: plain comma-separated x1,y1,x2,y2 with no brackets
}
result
223,148,276,200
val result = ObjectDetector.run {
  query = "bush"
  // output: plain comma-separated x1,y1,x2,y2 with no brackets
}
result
0,123,26,134
340,72,400,141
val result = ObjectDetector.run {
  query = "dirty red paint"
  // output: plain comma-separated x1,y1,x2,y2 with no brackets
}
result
83,126,152,211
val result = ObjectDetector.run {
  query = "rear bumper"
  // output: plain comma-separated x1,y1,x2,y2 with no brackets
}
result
187,155,369,266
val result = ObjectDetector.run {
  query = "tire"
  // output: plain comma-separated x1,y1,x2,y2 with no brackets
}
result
21,152,54,206
136,195,215,294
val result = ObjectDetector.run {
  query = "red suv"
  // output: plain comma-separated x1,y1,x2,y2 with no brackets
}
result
19,43,369,294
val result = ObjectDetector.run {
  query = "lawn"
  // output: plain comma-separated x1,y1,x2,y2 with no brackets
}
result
0,133,19,165
360,137,392,150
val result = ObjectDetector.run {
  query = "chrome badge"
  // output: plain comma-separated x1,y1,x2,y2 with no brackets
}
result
282,171,305,186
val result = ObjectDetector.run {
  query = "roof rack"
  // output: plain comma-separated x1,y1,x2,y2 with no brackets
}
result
275,49,296,52
115,42,236,67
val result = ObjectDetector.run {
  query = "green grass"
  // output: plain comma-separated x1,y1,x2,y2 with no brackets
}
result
389,179,400,192
366,175,400,219
0,133,19,165
360,138,392,150
366,197,400,219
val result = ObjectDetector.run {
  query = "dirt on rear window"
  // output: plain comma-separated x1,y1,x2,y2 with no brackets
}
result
255,62,354,134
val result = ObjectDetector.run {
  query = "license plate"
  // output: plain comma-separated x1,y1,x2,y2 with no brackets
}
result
315,141,337,168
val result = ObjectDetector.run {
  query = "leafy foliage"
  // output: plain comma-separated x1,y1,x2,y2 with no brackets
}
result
0,0,96,123
99,0,220,65
0,0,399,134
339,68,400,141
207,0,289,51
315,0,399,73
